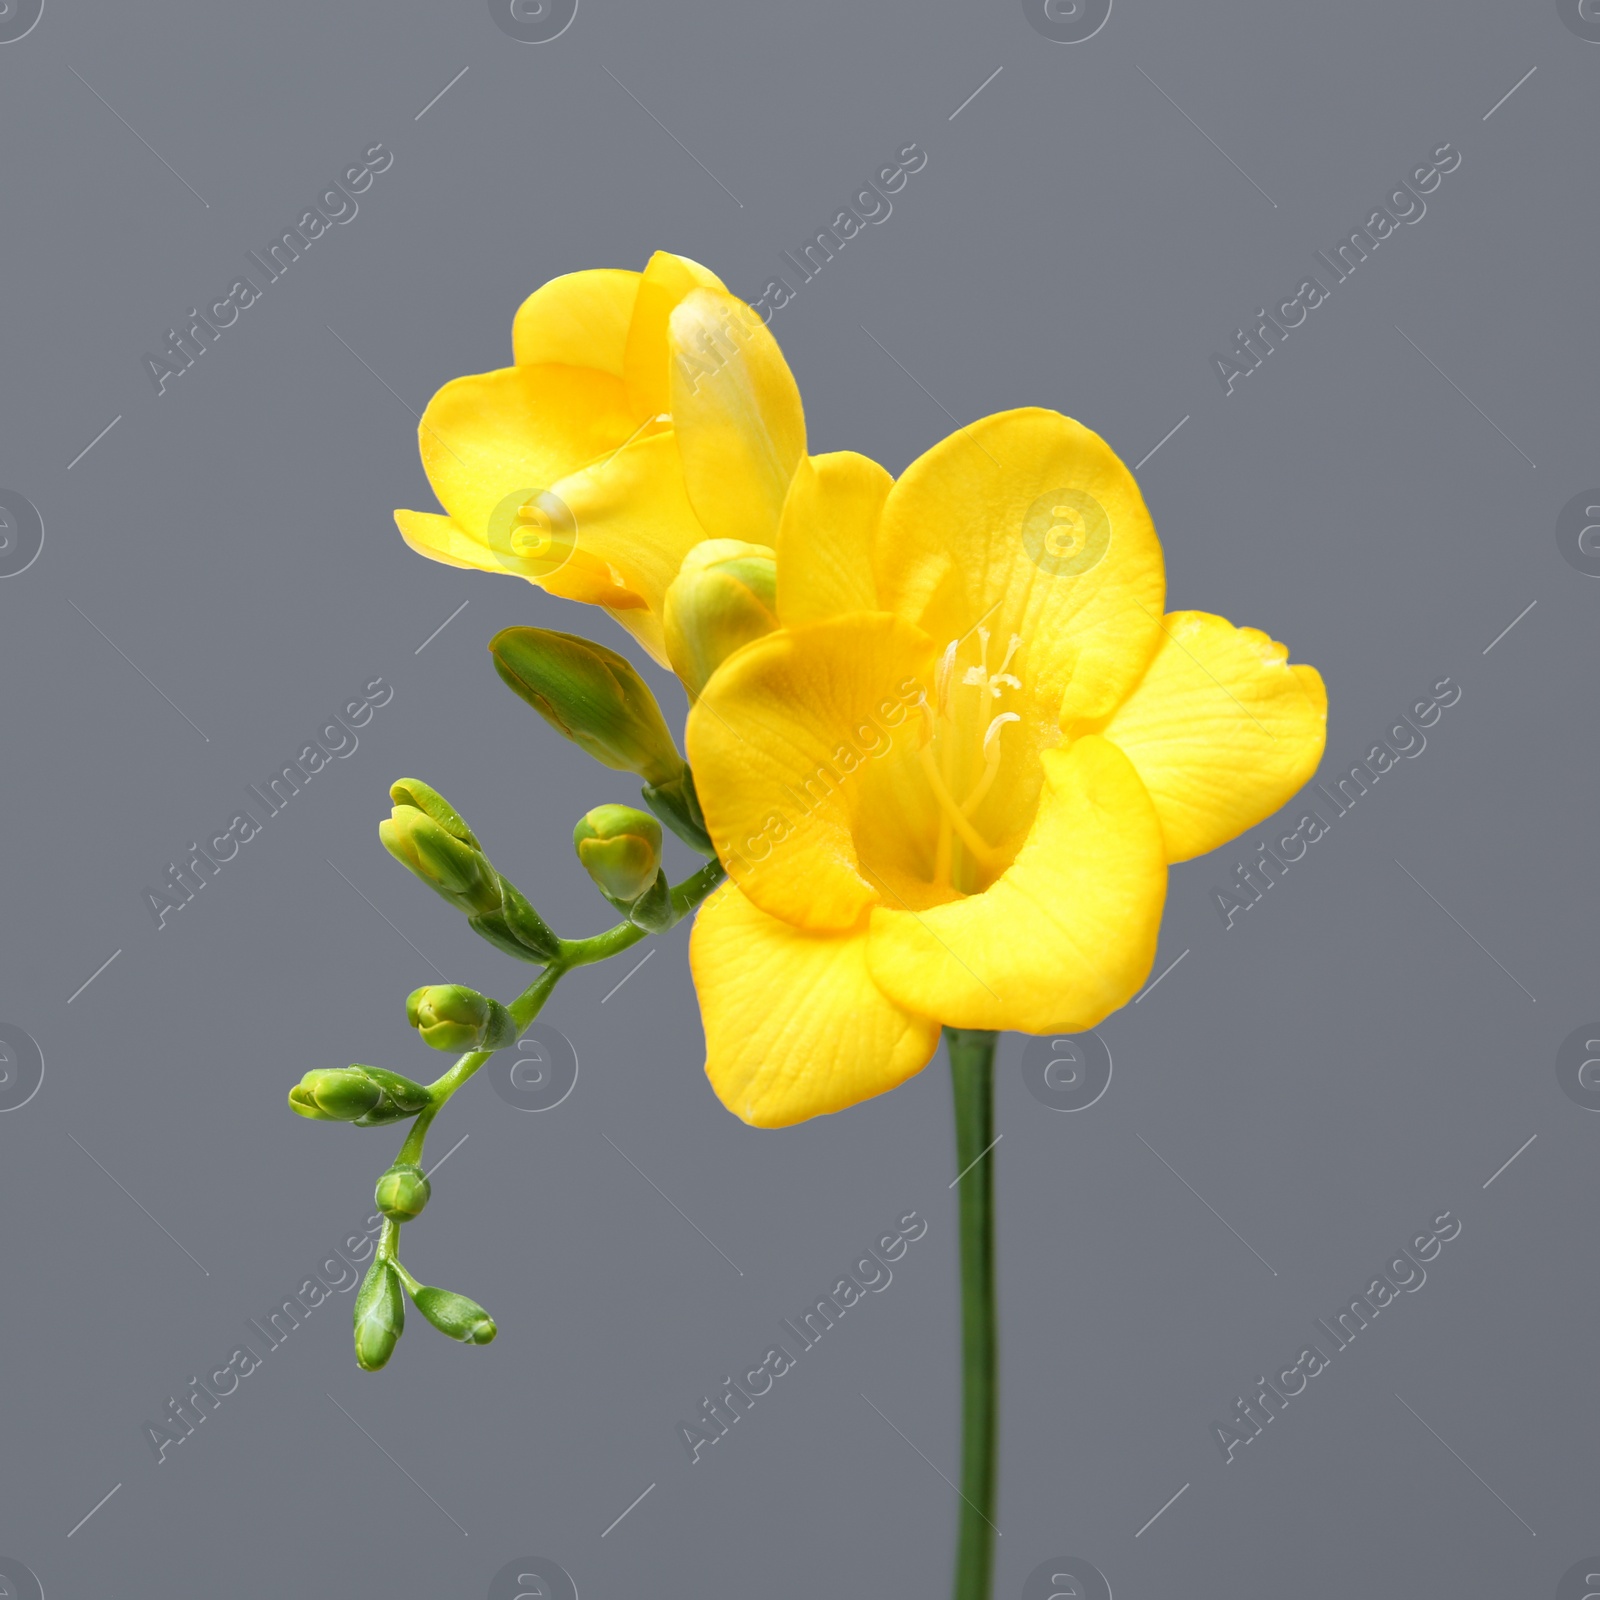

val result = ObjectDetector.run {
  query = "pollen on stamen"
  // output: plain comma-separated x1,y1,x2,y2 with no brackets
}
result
962,631,1024,698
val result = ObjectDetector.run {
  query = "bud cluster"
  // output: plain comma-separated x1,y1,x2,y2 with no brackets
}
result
290,607,742,1374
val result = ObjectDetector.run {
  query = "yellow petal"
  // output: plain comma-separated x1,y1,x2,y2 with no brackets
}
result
874,408,1166,727
1101,611,1328,862
686,613,938,931
690,881,940,1127
668,289,806,546
552,426,718,646
775,451,890,625
597,604,671,669
417,363,638,539
623,250,727,416
511,268,641,375
392,507,643,609
866,736,1167,1033
394,508,501,574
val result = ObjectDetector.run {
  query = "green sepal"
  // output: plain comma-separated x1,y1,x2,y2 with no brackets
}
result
352,1065,432,1114
411,1285,497,1346
352,1101,414,1128
624,869,674,933
495,876,561,961
482,1000,516,1050
642,770,714,856
466,876,560,965
353,1259,406,1371
467,908,546,964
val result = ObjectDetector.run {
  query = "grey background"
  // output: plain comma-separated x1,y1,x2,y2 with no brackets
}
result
2,1,1596,1594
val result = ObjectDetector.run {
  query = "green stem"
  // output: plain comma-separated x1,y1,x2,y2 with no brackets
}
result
945,1026,999,1600
424,963,566,1107
558,855,726,968
399,857,728,1170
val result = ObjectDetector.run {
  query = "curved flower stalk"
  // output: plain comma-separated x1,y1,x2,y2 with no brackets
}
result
284,636,725,1371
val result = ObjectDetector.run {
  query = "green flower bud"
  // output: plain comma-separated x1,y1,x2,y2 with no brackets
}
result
379,806,503,916
388,778,482,849
374,1163,432,1222
464,896,556,953
353,1259,406,1371
662,540,778,698
289,1065,430,1126
404,985,516,1052
294,1068,383,1122
412,1285,497,1346
573,805,663,904
490,627,685,787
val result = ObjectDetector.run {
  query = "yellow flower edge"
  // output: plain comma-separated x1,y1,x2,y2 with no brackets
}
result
393,250,806,667
687,407,1327,1127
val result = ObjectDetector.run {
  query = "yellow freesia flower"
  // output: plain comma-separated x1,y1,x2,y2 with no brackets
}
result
685,409,1327,1127
394,251,805,666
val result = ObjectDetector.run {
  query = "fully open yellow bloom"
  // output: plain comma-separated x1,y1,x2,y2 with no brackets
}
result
685,410,1327,1127
395,251,805,666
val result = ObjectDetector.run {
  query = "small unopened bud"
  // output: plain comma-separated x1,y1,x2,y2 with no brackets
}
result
374,1163,432,1222
379,806,502,916
289,1065,430,1126
387,779,482,849
404,985,516,1052
291,1068,382,1122
573,805,662,904
662,539,778,697
489,627,685,787
353,1259,405,1371
412,1285,497,1346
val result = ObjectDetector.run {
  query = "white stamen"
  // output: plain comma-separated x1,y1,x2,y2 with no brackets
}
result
982,712,1021,755
936,641,959,719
